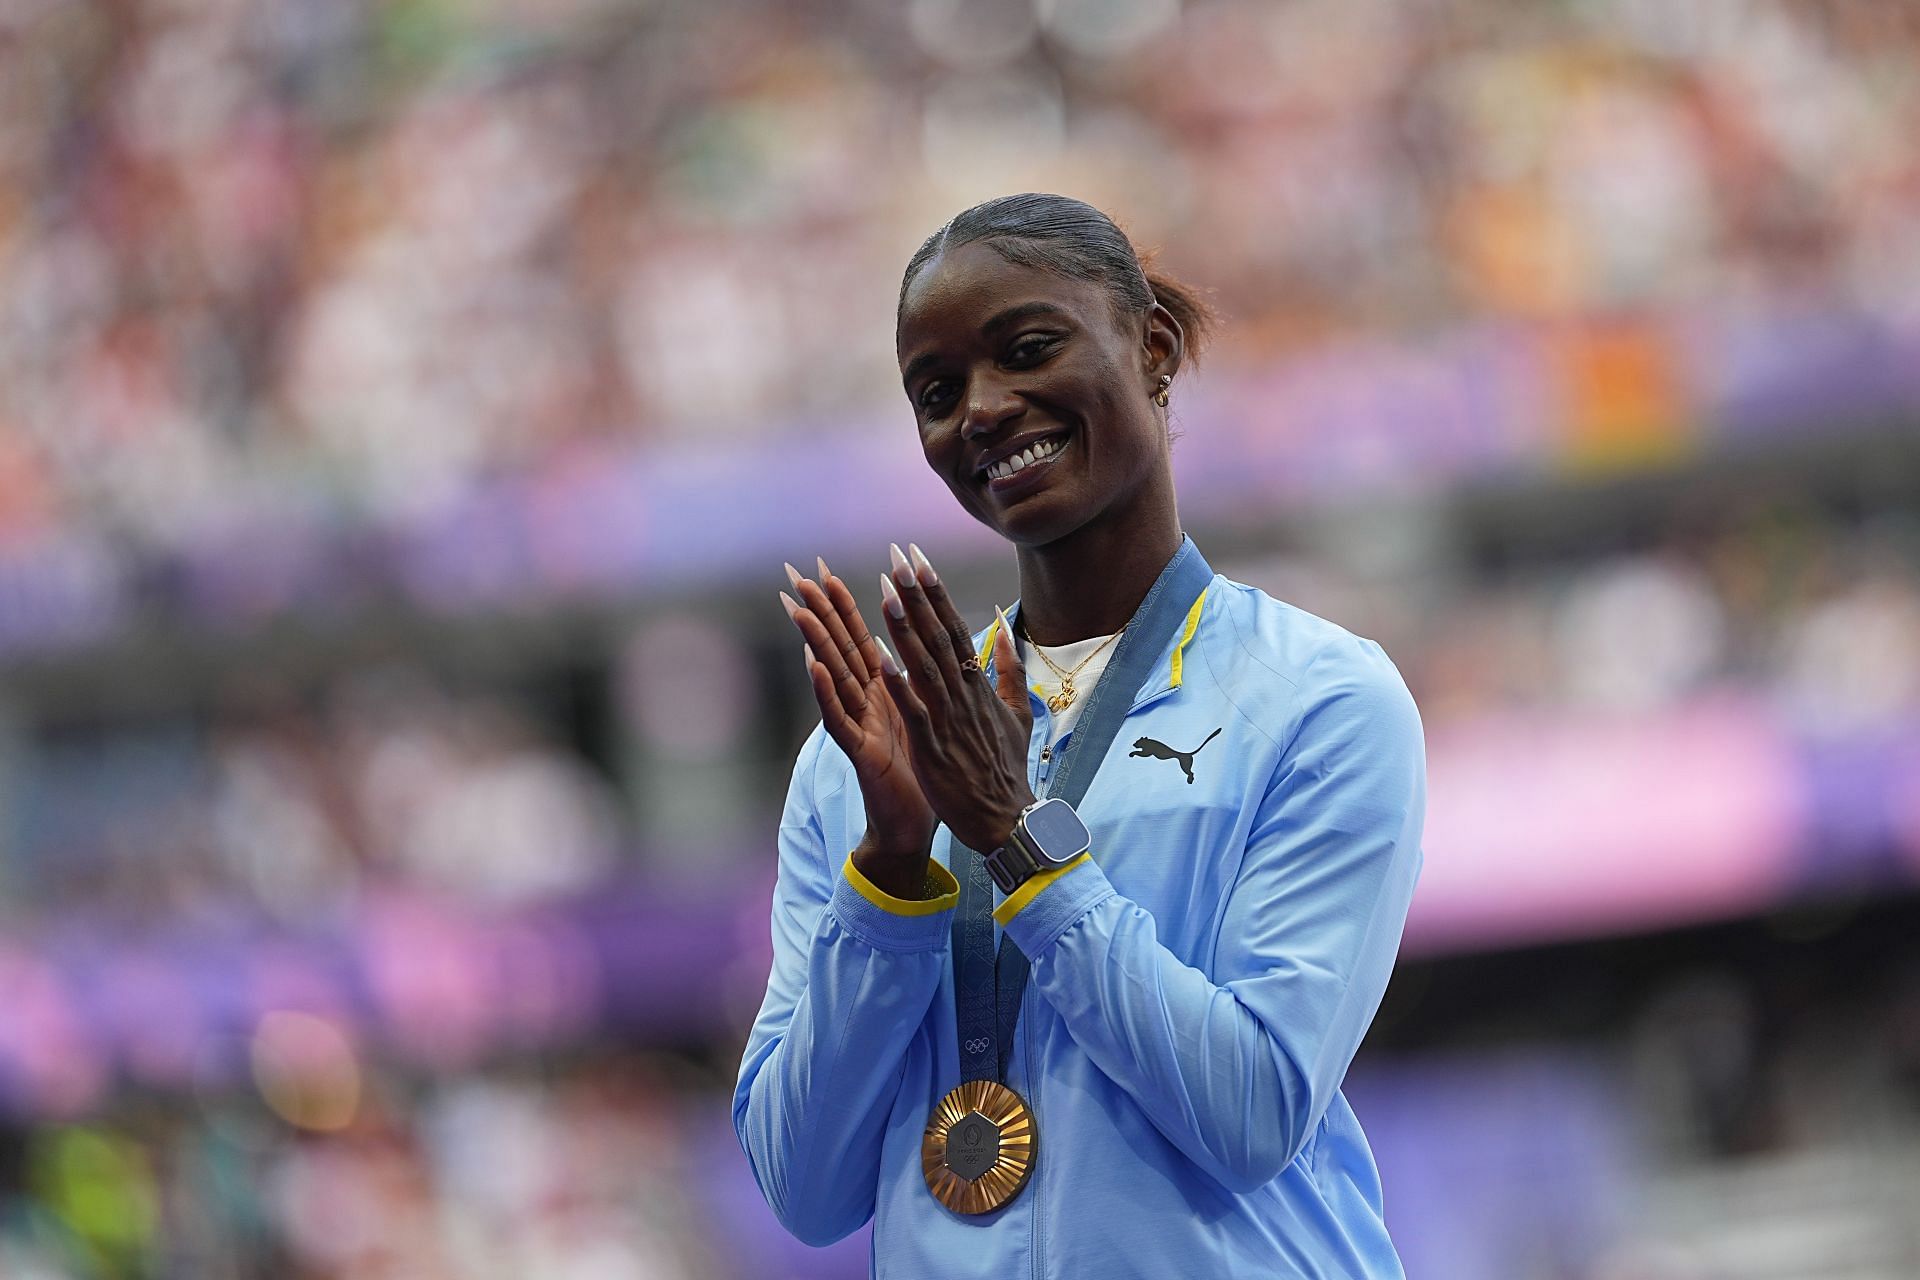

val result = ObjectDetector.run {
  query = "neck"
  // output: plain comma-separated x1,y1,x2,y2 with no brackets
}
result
1013,495,1183,646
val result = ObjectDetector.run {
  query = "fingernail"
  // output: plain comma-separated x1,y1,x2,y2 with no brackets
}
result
780,591,800,620
909,542,937,586
804,643,817,667
816,555,831,583
876,638,901,676
784,562,803,591
879,573,905,619
889,542,915,587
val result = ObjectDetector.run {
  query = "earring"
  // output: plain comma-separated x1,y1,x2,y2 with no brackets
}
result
1154,374,1171,407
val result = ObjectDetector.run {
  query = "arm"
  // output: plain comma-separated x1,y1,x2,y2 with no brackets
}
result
732,730,960,1245
998,638,1425,1193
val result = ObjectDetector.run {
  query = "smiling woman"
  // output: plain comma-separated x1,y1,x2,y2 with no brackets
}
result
893,196,1213,620
735,194,1427,1278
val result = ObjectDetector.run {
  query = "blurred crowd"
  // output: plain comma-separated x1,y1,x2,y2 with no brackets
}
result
2,674,621,924
1317,498,1920,736
2,0,1918,553
0,1056,742,1280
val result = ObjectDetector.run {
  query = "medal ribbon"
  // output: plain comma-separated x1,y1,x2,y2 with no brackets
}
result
950,536,1215,1085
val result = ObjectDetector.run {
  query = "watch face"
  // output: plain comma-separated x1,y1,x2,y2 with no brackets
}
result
1023,798,1091,863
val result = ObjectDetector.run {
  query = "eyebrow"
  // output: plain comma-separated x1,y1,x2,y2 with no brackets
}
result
982,300,1071,335
901,301,1073,390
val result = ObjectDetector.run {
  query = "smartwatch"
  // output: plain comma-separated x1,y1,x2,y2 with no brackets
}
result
984,797,1093,894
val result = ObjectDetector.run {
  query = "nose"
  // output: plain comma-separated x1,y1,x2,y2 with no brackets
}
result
960,371,1022,440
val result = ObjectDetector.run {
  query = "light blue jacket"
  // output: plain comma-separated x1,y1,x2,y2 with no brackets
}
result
734,565,1425,1278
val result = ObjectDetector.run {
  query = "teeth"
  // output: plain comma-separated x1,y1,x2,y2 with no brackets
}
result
986,435,1065,481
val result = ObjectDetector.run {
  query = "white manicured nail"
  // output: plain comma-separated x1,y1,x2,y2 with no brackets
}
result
780,591,800,620
909,543,937,586
889,542,915,587
880,573,905,619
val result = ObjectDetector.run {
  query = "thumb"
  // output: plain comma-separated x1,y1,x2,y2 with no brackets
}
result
992,607,1030,719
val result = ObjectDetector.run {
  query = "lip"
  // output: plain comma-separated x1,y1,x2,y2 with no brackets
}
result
973,428,1072,483
979,429,1072,499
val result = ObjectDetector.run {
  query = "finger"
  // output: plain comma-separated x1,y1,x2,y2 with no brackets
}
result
888,542,962,696
873,623,934,738
880,570,950,716
804,644,861,751
783,591,869,719
820,563,890,686
909,543,983,677
992,607,1032,719
788,561,870,685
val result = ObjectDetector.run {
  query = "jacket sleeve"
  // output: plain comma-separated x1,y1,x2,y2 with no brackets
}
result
732,728,961,1245
998,636,1425,1194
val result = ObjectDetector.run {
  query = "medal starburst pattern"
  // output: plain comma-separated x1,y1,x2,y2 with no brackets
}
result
922,1080,1037,1214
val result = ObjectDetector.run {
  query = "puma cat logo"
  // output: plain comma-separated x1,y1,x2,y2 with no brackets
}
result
1130,728,1222,785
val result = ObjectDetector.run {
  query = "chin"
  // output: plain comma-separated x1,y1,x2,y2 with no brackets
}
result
967,492,1088,550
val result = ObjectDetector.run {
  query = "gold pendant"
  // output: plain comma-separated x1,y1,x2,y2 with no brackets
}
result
1045,679,1075,714
922,1080,1038,1214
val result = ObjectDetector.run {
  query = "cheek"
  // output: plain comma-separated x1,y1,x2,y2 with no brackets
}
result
918,424,977,496
1037,351,1131,427
917,420,954,467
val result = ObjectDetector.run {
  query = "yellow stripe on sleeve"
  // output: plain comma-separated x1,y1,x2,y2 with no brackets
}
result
844,855,961,916
991,852,1093,927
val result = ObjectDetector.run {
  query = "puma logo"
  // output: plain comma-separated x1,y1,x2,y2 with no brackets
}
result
1129,728,1222,785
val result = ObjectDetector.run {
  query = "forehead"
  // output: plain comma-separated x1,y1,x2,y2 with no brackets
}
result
896,241,1119,357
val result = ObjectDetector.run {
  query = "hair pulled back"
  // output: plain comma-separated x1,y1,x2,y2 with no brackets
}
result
898,193,1215,363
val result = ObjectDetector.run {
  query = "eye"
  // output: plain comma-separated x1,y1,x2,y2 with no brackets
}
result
1006,333,1058,366
918,379,957,413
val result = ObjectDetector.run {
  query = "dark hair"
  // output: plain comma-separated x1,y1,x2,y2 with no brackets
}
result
898,193,1215,363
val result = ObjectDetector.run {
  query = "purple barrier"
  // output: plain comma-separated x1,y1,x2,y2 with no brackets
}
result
1348,1050,1634,1280
1410,696,1805,954
1409,698,1920,954
0,882,748,1118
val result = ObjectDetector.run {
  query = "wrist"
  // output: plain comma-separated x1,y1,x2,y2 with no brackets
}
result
975,787,1039,855
851,834,937,901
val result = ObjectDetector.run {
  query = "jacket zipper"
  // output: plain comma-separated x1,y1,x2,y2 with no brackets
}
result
1024,683,1164,1276
1029,734,1050,1280
1028,991,1043,1280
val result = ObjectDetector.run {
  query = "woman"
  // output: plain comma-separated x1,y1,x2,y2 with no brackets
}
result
734,194,1424,1277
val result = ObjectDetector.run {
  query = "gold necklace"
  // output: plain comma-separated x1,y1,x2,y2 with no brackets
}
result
1022,621,1125,714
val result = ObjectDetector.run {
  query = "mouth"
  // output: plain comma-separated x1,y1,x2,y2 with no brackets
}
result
978,430,1071,486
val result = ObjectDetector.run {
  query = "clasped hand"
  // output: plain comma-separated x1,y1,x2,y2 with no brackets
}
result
781,544,1035,864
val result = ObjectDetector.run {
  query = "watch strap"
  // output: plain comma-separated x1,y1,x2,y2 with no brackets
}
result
983,825,1040,894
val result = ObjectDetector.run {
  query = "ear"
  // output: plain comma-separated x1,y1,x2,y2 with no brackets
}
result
1142,300,1184,387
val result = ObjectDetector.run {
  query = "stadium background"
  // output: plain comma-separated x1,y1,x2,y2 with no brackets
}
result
2,0,1919,1275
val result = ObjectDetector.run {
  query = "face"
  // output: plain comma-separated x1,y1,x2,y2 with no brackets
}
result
896,242,1181,548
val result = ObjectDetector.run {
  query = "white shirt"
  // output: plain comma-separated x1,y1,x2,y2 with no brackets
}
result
1020,631,1120,746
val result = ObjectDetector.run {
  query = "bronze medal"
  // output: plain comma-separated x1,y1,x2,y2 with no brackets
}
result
921,1079,1037,1214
